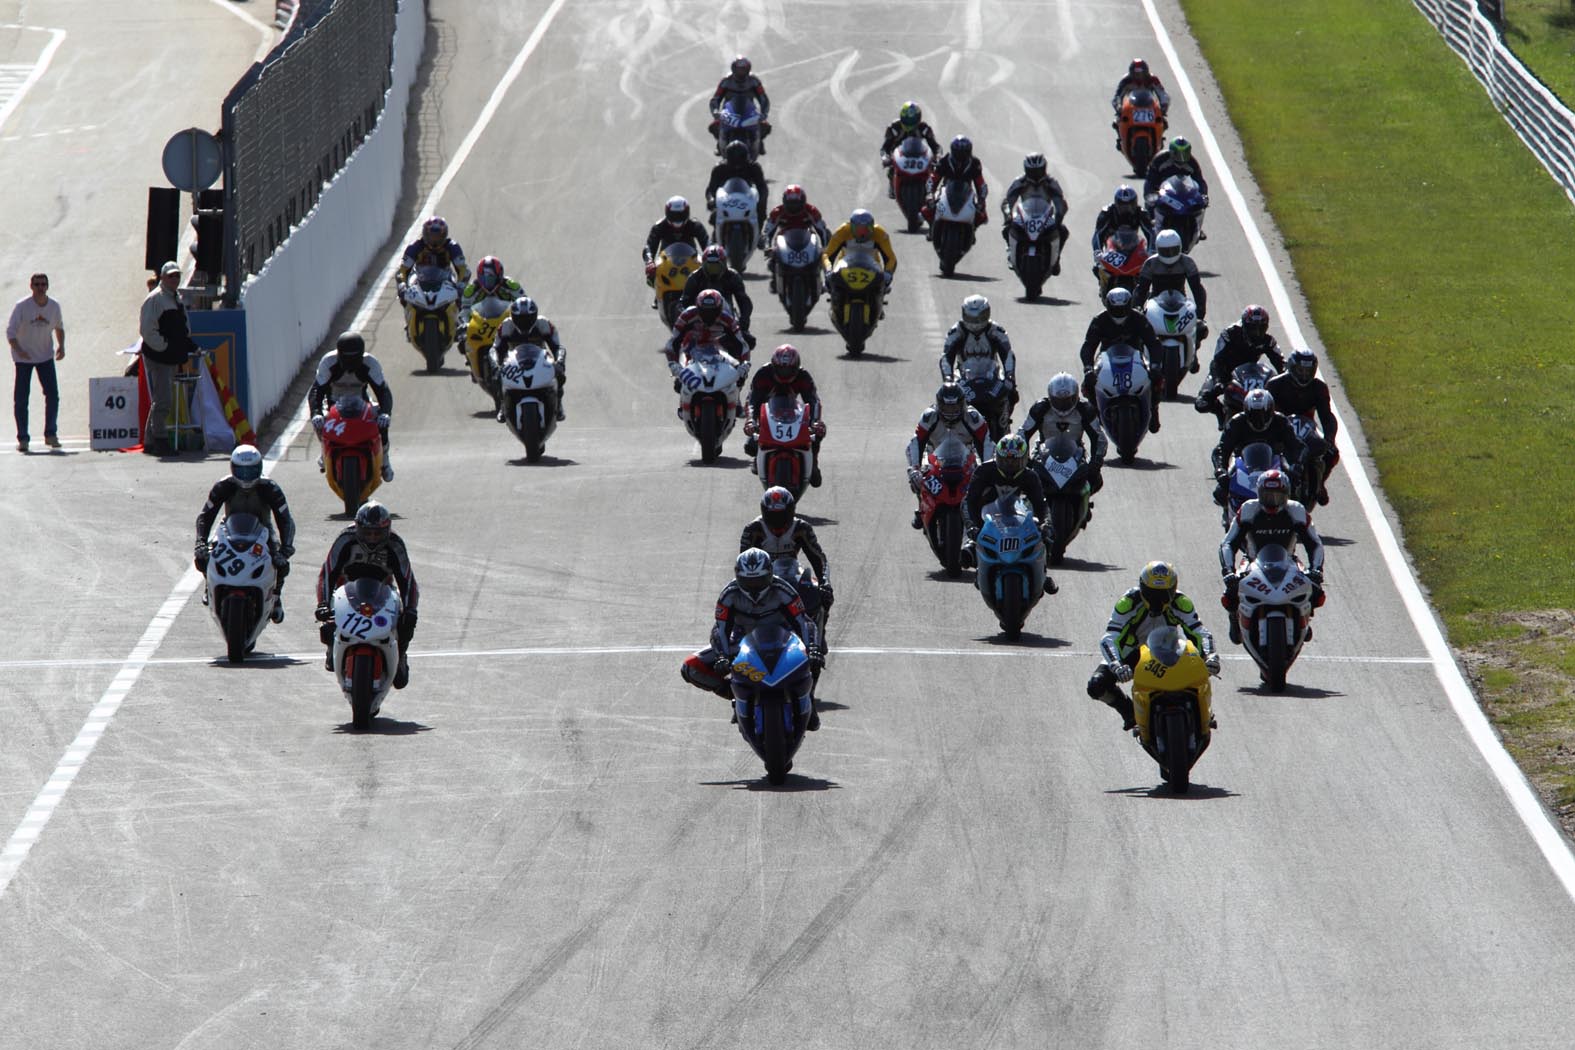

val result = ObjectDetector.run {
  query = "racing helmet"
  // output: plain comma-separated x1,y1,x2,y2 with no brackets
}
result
696,289,725,325
994,434,1028,477
510,296,538,330
1169,136,1192,165
1241,304,1270,337
229,444,263,489
724,140,749,166
949,135,973,166
1129,58,1150,78
782,184,807,215
936,382,966,424
1288,348,1318,385
1256,468,1290,513
770,344,802,382
421,216,448,247
475,256,505,294
730,55,752,79
1155,228,1183,261
761,486,796,535
848,208,875,241
1047,372,1080,414
335,331,366,360
1023,152,1048,178
665,196,690,227
735,547,773,596
354,500,392,548
1138,560,1177,610
701,244,728,276
960,294,991,334
1113,184,1139,209
1105,286,1133,317
899,101,922,129
1244,388,1275,430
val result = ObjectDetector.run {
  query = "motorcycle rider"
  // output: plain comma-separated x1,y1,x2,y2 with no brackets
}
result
740,486,833,630
1087,561,1218,730
823,208,897,318
1078,287,1167,432
1219,468,1326,644
906,382,993,530
1195,304,1286,425
1017,372,1108,497
743,344,824,486
1132,228,1208,342
681,245,755,343
924,135,989,232
1143,136,1211,238
489,296,567,423
760,185,833,295
308,331,396,482
962,434,1059,595
194,444,296,623
709,55,771,154
680,548,825,728
879,100,942,197
1090,184,1155,252
940,294,1017,436
396,216,469,339
643,196,710,308
1212,388,1307,507
704,140,769,232
999,152,1070,274
456,255,524,331
665,289,749,378
1265,348,1339,505
1111,58,1172,148
315,500,418,690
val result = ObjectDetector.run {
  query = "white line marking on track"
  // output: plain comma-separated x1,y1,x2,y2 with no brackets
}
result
200,0,276,58
0,26,65,137
1139,0,1575,895
0,0,574,903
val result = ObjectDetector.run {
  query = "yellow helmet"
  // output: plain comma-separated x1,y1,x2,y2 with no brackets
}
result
1138,560,1177,609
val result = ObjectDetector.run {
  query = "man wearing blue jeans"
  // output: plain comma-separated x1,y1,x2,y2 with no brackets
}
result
6,273,65,453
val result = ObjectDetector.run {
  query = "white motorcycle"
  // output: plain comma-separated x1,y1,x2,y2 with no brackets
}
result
401,264,460,374
714,177,760,272
1234,543,1317,691
1093,343,1153,463
499,341,560,462
676,343,747,463
330,571,404,730
931,177,981,276
773,227,824,331
204,512,279,663
1006,192,1063,298
1034,432,1093,565
1144,289,1200,399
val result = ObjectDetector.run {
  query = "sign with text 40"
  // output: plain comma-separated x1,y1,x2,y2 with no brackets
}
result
89,376,141,450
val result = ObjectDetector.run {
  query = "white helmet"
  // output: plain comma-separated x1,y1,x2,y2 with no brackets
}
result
1047,373,1080,413
960,295,991,334
229,444,263,488
1155,228,1183,260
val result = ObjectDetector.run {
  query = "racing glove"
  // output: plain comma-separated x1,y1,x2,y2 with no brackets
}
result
713,655,735,678
1112,662,1133,683
193,542,209,573
1204,653,1222,676
310,414,325,435
907,468,922,493
279,544,294,560
376,413,390,429
1089,468,1105,494
819,583,834,608
806,645,826,670
314,603,332,623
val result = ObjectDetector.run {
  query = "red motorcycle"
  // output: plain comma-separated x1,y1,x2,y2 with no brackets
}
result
887,134,934,232
1094,225,1150,299
917,436,978,577
752,393,820,500
320,394,384,516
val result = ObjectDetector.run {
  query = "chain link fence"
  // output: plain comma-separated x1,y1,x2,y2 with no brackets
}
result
220,0,400,294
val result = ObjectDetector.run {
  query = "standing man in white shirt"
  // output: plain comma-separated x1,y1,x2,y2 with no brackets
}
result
139,261,196,454
6,273,65,453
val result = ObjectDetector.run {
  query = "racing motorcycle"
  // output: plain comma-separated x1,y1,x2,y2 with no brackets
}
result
715,94,764,159
1143,288,1200,399
498,339,559,462
320,393,383,517
825,245,885,355
771,553,830,664
1092,343,1153,463
1150,174,1208,253
753,393,819,500
930,176,981,276
1094,226,1149,299
728,624,815,786
401,265,460,373
653,243,701,329
917,434,978,578
1034,432,1092,565
958,374,1013,442
972,495,1046,640
329,566,403,731
203,512,279,663
1232,543,1319,691
1220,359,1276,427
1131,629,1214,793
674,337,747,463
773,227,824,330
1221,441,1286,526
1287,412,1328,507
1117,87,1167,176
461,294,511,411
714,177,760,272
1006,192,1063,299
888,135,934,232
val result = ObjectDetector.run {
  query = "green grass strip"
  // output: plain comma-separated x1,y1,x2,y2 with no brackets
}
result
1504,0,1575,108
1178,0,1575,647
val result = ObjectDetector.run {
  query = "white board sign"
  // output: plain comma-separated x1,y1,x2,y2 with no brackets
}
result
89,376,141,450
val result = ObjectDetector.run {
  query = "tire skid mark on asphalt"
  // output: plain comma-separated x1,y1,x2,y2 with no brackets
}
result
0,27,65,138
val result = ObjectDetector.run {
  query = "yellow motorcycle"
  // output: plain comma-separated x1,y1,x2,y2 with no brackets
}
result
652,243,700,328
1131,626,1215,793
461,295,511,410
824,244,884,356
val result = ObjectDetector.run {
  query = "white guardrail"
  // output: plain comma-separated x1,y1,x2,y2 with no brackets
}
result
238,0,425,423
1412,0,1575,204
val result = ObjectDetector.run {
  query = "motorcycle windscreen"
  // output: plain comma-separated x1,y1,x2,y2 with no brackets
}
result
1240,442,1277,475
220,512,268,548
344,574,395,608
944,179,972,212
1251,543,1295,587
736,624,810,688
899,135,929,159
766,392,805,427
415,264,447,293
663,242,698,267
932,433,972,473
1041,432,1084,478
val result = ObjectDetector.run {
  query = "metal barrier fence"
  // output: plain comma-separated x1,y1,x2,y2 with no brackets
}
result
219,0,399,296
1412,0,1575,205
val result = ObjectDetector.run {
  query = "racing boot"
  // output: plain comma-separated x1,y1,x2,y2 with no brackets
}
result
393,652,410,690
1102,687,1136,731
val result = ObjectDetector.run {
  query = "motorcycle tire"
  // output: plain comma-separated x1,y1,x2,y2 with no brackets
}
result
339,457,364,518
999,584,1025,641
786,278,810,331
1131,138,1154,178
522,403,545,463
940,507,963,578
1260,618,1291,692
221,591,252,664
419,323,446,374
1164,347,1184,403
698,404,721,464
350,652,376,731
762,698,790,786
1158,708,1192,793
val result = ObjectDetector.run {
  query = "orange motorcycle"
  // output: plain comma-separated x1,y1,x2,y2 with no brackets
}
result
1117,88,1167,177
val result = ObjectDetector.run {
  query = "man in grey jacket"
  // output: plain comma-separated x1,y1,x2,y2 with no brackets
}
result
138,262,196,453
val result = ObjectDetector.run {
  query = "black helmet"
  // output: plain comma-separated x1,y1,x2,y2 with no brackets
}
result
949,135,973,166
730,55,752,79
1288,348,1318,385
1023,152,1047,178
724,140,749,166
510,296,538,330
936,382,966,424
354,500,392,548
761,486,795,535
335,331,365,358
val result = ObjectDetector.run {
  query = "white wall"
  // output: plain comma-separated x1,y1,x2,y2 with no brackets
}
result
239,0,425,421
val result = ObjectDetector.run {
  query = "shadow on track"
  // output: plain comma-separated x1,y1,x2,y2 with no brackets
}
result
1016,295,1079,307
979,632,1070,649
688,456,752,469
1053,555,1123,573
407,366,468,378
841,351,906,363
1238,682,1346,700
508,455,577,468
1106,783,1238,800
334,717,432,736
937,272,1000,283
701,775,841,792
1112,457,1179,472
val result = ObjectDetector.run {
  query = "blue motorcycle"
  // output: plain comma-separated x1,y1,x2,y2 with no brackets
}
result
973,496,1046,639
730,624,815,785
1151,174,1208,253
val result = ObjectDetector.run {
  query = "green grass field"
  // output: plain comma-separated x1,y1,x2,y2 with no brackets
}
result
1178,0,1575,816
1505,0,1575,105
